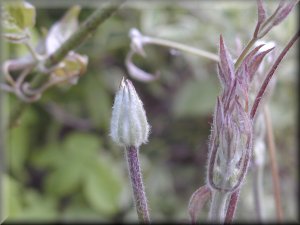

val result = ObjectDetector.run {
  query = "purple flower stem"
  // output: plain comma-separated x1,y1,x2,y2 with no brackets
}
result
126,146,150,223
225,190,240,223
250,29,300,119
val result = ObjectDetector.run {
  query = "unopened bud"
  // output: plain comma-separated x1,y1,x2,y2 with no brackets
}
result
110,77,150,148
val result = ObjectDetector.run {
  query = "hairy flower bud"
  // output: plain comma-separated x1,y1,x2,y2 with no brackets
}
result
110,77,150,148
207,36,255,192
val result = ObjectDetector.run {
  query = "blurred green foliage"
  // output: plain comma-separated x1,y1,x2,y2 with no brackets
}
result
1,1,297,222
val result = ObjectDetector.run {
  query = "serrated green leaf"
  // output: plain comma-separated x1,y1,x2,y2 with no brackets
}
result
172,78,219,118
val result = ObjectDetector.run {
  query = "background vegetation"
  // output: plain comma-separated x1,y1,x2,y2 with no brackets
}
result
1,1,298,222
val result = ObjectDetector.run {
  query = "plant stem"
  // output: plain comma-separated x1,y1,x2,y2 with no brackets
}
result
208,190,229,222
31,0,125,89
263,106,283,221
125,146,150,223
8,102,28,129
7,1,125,128
250,28,300,119
24,41,40,62
45,1,125,68
224,190,240,223
234,37,257,70
144,36,219,62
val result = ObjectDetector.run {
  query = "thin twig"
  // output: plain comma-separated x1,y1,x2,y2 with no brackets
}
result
0,83,14,93
263,105,283,221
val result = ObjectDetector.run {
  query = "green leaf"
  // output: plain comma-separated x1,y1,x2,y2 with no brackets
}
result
6,108,37,178
14,189,57,220
62,132,100,160
172,78,219,118
4,1,36,30
3,175,23,218
31,131,123,216
2,1,36,43
31,144,63,169
83,162,122,215
60,198,105,221
45,163,83,197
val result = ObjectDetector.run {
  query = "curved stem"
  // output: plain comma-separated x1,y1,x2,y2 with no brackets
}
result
250,29,300,119
125,146,150,223
144,36,219,62
24,41,40,62
263,106,283,221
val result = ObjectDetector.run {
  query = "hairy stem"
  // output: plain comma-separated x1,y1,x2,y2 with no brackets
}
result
224,190,240,223
125,146,150,223
250,29,300,119
263,106,283,221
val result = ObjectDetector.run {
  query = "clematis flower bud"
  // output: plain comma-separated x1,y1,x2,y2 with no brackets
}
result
110,77,150,148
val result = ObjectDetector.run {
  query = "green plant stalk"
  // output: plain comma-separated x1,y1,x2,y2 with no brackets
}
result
208,190,230,222
8,102,28,129
8,1,125,128
125,146,150,223
234,37,257,70
31,1,125,88
144,36,219,62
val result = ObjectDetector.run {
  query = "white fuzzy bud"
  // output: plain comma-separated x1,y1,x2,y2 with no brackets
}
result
110,77,150,148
